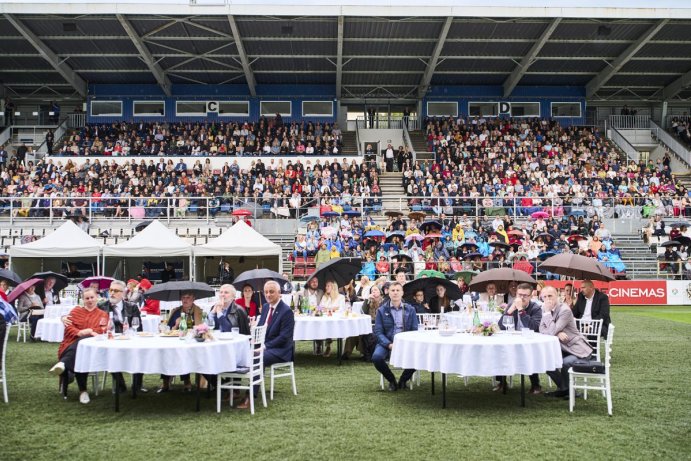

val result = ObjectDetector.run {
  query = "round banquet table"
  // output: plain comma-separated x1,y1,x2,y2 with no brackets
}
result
44,304,76,319
293,314,373,365
442,311,502,331
389,330,563,408
35,318,65,342
75,334,250,411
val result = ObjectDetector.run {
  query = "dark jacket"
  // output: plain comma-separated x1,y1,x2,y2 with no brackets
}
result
373,300,419,349
98,299,141,333
573,290,611,338
213,301,250,335
258,300,295,362
497,300,542,332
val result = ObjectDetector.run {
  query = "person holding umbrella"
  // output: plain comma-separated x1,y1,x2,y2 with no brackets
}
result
42,276,61,306
159,291,204,393
14,281,44,340
495,283,543,394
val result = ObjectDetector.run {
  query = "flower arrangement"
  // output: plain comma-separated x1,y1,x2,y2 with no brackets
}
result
193,324,213,342
472,321,499,337
497,303,508,314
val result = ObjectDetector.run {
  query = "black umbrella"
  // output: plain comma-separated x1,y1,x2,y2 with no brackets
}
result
536,232,554,241
306,257,363,289
464,252,483,260
134,220,153,232
676,236,691,246
145,281,215,302
460,242,479,250
660,240,682,248
386,231,406,242
419,220,442,234
403,277,463,302
30,271,68,292
0,268,22,287
232,268,287,292
489,241,511,250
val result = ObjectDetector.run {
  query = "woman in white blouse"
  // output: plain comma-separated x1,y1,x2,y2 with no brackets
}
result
318,280,346,357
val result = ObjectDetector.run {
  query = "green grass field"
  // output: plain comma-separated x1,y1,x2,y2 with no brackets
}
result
1,306,690,461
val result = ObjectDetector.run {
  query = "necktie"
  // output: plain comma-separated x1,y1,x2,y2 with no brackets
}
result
267,306,275,325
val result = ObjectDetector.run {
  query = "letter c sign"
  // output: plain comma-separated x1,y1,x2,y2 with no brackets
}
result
207,101,219,113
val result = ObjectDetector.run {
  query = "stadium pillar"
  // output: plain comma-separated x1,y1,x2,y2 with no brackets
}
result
661,101,668,129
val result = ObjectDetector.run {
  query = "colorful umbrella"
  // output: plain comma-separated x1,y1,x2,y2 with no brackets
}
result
343,210,361,217
232,208,252,216
423,233,443,239
7,278,43,303
79,276,116,291
364,230,386,238
405,233,423,242
322,211,340,217
531,211,550,219
416,269,446,279
453,270,479,283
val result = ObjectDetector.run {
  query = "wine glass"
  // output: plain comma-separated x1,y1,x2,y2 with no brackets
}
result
503,316,514,332
98,317,107,335
130,317,140,334
207,313,216,329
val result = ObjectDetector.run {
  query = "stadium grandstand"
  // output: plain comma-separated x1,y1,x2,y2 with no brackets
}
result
1,0,691,285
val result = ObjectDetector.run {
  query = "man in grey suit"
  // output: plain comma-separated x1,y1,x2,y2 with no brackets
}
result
540,286,593,398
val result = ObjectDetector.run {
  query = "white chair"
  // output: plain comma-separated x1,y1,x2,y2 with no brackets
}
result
569,324,615,416
216,325,267,415
269,361,297,400
16,319,29,343
576,319,604,361
417,313,441,330
1,323,11,403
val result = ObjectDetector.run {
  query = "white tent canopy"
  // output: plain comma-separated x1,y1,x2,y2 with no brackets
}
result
195,221,282,258
9,220,102,258
103,220,192,257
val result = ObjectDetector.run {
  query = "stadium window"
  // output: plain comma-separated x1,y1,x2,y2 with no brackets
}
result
510,102,541,118
469,102,499,117
91,101,122,117
302,101,333,117
133,101,165,116
426,102,458,118
551,102,582,118
260,101,291,117
176,101,207,116
218,101,250,117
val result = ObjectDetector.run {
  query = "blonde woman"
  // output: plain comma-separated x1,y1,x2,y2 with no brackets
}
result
319,280,346,357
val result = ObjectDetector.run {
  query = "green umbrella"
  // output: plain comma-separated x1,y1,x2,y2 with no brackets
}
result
453,270,479,283
416,269,446,279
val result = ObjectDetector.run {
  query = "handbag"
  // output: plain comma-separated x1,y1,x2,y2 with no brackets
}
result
571,358,605,374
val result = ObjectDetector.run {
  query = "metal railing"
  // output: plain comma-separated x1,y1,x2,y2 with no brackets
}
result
608,115,651,130
67,113,86,129
651,119,691,168
355,118,363,157
609,125,640,163
0,126,10,148
664,114,691,130
402,119,417,164
356,116,420,130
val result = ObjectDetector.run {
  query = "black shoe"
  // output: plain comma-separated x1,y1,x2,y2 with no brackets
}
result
387,381,398,392
545,390,568,398
340,354,349,361
398,379,410,390
565,391,583,400
156,386,170,394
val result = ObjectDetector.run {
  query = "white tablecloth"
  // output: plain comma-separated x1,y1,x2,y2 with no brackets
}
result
443,311,502,331
140,315,160,334
293,315,372,341
44,304,76,319
35,318,65,343
75,335,250,375
390,330,563,377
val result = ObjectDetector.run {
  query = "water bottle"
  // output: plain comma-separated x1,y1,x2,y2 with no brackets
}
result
179,312,188,339
107,312,115,339
122,317,129,337
472,308,481,327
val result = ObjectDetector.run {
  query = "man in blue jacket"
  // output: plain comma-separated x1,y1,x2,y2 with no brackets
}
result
373,281,419,391
238,280,295,409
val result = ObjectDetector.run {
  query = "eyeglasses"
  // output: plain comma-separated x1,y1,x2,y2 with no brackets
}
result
516,293,531,298
109,288,123,293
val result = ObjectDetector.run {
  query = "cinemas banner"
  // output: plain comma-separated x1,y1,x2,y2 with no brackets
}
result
543,280,668,305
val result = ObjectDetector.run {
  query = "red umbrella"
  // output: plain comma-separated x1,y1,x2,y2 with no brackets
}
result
568,234,587,243
7,278,43,303
531,211,550,219
79,276,116,291
232,208,252,216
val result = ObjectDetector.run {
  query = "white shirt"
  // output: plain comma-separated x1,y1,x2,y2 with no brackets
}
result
582,295,594,321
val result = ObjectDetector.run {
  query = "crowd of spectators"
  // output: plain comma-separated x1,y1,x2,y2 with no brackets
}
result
398,117,689,219
0,152,381,219
51,119,344,156
669,117,691,148
292,211,627,281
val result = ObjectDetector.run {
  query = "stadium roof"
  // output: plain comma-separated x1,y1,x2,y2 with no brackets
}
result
1,2,690,102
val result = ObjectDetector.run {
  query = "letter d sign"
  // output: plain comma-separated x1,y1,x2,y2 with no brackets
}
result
499,102,511,115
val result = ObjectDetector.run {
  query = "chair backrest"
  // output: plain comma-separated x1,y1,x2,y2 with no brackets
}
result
603,323,614,371
1,321,9,374
576,318,603,361
417,313,441,330
248,324,268,373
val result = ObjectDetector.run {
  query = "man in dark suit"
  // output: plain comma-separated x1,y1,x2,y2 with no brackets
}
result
573,280,611,338
237,280,294,409
496,282,544,394
98,280,145,393
373,282,419,391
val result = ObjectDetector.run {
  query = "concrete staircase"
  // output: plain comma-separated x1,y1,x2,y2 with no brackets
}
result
379,172,407,213
341,131,358,155
675,172,691,190
409,130,434,162
612,234,659,279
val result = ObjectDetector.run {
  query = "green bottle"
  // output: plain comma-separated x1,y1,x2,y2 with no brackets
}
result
473,308,481,327
179,312,188,339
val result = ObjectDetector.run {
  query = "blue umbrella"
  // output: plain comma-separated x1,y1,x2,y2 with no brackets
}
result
538,251,557,261
322,211,340,217
364,230,385,238
343,210,361,217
